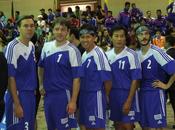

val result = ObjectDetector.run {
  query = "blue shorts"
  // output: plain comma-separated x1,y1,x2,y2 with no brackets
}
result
5,90,36,130
44,89,77,130
139,89,166,128
79,90,106,128
109,89,140,123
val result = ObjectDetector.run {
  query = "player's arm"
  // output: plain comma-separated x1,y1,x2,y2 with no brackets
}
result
123,80,139,115
67,78,80,114
38,67,45,96
104,80,112,96
153,73,175,89
8,77,24,118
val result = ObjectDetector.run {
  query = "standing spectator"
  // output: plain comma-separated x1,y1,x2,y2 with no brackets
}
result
153,9,167,35
47,8,55,24
167,0,175,27
105,11,116,30
106,25,141,130
135,25,175,130
74,6,81,19
0,31,7,121
130,3,143,23
117,2,131,28
5,15,37,130
38,18,83,130
15,11,20,22
79,24,112,130
40,8,48,21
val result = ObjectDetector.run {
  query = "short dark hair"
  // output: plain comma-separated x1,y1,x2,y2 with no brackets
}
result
52,17,70,29
70,27,79,39
110,24,128,37
166,35,175,46
16,15,34,27
125,1,130,6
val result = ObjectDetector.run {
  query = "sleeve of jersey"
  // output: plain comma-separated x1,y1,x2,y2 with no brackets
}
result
129,53,142,80
154,49,175,75
5,45,17,77
69,48,84,78
95,51,112,81
38,46,46,68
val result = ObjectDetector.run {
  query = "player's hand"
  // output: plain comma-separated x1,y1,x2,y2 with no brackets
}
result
122,100,131,115
14,104,24,118
40,88,46,96
67,101,76,115
152,80,167,89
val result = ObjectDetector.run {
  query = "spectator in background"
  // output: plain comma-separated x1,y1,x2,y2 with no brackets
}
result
0,31,7,121
117,2,131,28
40,8,48,21
153,9,167,35
166,0,175,26
75,6,81,19
152,28,166,49
47,8,55,24
105,11,116,30
130,3,143,23
15,11,20,22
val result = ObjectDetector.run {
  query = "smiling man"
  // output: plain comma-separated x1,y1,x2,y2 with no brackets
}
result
5,15,37,130
38,18,83,130
79,24,112,130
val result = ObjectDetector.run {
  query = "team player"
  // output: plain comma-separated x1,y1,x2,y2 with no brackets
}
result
38,18,83,130
5,15,37,130
79,24,112,130
135,25,175,130
106,25,141,130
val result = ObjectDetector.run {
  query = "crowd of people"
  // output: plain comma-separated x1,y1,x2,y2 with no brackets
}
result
0,1,175,130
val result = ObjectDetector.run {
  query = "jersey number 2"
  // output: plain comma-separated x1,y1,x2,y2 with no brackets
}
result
147,59,151,69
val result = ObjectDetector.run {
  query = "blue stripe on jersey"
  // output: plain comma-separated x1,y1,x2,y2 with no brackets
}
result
68,43,82,65
126,48,140,68
6,39,18,64
94,47,105,70
151,45,172,62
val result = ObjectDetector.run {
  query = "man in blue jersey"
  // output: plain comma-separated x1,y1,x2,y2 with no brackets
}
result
38,18,83,130
135,25,175,130
5,15,37,130
117,2,131,28
106,25,141,130
79,24,112,130
166,0,175,26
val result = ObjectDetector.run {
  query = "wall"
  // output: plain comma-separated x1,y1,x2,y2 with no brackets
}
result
0,0,55,19
0,0,170,19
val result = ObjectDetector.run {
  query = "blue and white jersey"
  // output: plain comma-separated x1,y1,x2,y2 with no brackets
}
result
5,38,37,91
106,47,142,90
38,40,83,91
138,44,175,91
81,46,111,92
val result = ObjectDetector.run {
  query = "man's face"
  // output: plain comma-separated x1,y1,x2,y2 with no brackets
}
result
137,31,150,46
80,33,95,51
18,19,35,40
112,29,126,49
53,24,69,43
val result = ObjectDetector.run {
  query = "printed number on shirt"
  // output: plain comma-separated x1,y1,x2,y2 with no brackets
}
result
87,59,91,68
147,59,151,69
24,122,29,130
57,54,63,63
119,60,125,70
